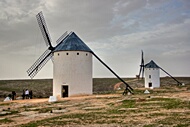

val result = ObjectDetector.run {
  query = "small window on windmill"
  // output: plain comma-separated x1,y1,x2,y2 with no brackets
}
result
149,75,151,79
58,53,59,56
86,53,88,56
66,53,69,55
77,53,79,55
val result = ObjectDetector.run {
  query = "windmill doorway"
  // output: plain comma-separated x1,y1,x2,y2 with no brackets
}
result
149,82,152,88
62,85,68,97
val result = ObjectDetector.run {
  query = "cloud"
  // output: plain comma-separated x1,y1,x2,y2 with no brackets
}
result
0,0,46,22
0,0,190,79
93,18,190,48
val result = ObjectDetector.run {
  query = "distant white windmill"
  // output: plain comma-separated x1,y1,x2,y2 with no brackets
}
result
144,60,160,88
138,50,182,88
27,12,133,97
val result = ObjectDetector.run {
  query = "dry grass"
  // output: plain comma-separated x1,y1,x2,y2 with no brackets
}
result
0,77,190,127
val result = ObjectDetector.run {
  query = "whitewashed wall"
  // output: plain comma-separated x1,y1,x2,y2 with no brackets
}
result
53,51,92,97
145,68,160,88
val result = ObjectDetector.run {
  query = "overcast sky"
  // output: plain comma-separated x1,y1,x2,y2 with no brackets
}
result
0,0,190,79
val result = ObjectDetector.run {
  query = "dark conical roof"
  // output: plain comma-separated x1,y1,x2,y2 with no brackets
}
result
54,32,92,52
144,60,160,68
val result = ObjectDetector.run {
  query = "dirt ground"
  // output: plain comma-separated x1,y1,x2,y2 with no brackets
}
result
114,79,138,90
0,84,190,126
0,94,121,127
0,91,190,127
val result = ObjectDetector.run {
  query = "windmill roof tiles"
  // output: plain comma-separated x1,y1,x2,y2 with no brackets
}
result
145,60,159,68
54,32,92,52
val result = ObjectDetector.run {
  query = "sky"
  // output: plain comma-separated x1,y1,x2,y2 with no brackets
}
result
0,0,190,80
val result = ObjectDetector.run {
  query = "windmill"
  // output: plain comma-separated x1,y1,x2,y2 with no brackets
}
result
137,51,182,88
27,11,133,97
138,50,145,79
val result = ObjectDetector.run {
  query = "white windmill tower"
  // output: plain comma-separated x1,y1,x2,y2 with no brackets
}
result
144,60,160,88
27,12,133,98
53,32,93,97
138,51,182,89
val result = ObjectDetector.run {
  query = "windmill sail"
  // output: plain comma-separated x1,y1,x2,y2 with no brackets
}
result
27,11,55,78
138,50,145,78
56,31,68,44
36,12,53,49
27,49,53,78
139,66,142,78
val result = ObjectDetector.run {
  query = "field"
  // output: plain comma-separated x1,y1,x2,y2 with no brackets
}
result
0,77,190,127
